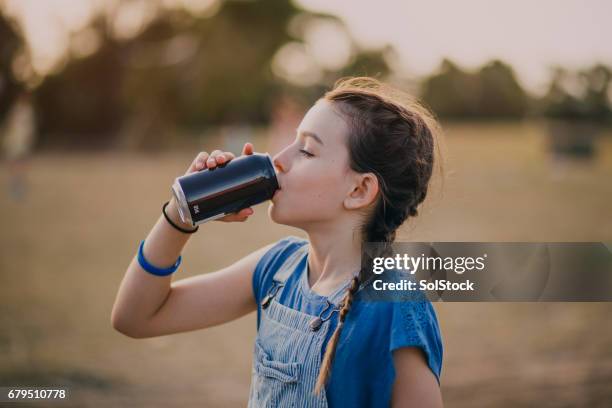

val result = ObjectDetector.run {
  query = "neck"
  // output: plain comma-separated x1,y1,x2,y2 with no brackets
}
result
303,220,362,294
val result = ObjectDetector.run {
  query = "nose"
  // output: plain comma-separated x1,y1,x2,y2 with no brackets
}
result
272,150,287,174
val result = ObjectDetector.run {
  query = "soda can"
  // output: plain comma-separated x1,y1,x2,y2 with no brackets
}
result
171,152,279,226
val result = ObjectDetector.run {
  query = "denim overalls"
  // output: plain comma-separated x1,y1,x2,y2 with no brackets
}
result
248,244,347,408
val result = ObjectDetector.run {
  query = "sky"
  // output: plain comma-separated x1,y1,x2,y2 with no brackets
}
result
2,0,611,94
296,0,612,94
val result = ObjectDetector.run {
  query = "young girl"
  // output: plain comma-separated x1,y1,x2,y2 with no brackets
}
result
112,77,444,407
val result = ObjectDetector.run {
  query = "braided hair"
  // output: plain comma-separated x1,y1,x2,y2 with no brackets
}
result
313,77,440,395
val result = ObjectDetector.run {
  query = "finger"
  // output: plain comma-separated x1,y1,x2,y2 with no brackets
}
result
237,207,253,217
235,212,251,222
216,151,235,164
241,143,254,156
230,214,249,222
219,207,253,222
190,152,209,173
219,214,246,222
207,150,223,168
238,208,254,221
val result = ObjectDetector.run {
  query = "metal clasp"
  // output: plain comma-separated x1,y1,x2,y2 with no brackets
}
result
309,300,341,332
261,283,284,309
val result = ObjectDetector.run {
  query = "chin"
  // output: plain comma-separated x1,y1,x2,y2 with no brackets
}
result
267,202,286,225
267,201,306,228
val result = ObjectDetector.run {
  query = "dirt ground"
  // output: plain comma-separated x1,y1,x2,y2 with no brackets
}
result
1,121,611,407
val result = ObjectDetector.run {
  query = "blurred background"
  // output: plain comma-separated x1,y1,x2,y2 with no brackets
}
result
1,0,611,406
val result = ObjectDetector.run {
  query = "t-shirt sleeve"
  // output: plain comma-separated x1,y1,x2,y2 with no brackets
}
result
390,299,444,384
251,235,307,306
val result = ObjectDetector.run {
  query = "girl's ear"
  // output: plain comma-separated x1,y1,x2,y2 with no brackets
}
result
344,172,379,210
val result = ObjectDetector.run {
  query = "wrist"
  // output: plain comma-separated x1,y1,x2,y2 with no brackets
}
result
167,197,197,230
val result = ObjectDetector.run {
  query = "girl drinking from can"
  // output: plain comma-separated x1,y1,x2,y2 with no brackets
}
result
112,77,444,407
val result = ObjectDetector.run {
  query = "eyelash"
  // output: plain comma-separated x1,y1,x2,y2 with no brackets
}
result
299,149,314,158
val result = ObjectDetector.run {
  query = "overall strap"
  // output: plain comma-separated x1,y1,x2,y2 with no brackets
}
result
261,242,309,310
271,242,308,284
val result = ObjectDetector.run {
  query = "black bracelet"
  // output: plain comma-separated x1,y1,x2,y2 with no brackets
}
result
162,201,199,234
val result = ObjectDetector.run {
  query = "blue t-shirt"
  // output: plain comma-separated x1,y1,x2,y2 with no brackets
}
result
252,236,444,407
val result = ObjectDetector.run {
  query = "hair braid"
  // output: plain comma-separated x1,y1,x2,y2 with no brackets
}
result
313,276,360,395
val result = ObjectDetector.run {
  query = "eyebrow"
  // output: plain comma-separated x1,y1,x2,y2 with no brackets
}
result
296,129,324,146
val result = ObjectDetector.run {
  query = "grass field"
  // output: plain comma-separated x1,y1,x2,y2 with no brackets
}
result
1,121,612,407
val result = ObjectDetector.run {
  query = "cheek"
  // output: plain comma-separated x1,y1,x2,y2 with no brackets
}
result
290,167,346,206
269,166,347,225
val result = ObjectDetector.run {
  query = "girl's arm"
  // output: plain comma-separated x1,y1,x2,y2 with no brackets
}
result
111,145,268,338
391,347,444,407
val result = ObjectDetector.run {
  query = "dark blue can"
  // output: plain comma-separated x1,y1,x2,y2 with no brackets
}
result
171,153,279,225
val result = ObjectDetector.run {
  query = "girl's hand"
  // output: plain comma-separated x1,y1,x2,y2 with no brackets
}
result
184,142,255,222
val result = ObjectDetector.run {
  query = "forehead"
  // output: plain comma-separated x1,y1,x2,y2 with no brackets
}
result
298,99,349,147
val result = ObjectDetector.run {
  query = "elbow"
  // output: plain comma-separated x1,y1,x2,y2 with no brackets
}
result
112,320,147,339
110,310,147,339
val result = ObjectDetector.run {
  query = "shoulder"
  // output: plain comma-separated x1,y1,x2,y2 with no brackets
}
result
251,235,308,302
254,235,307,277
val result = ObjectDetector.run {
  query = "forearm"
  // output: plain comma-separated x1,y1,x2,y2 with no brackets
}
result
111,197,195,336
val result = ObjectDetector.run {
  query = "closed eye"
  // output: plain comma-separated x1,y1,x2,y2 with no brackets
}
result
299,149,314,158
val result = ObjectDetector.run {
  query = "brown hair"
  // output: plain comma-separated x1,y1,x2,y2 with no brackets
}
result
313,76,443,395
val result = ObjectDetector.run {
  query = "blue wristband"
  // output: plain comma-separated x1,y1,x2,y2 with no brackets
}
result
137,240,182,276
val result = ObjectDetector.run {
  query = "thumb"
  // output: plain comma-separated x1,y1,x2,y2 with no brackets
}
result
242,142,254,156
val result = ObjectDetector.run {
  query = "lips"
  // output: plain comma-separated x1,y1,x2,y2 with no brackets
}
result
271,189,281,202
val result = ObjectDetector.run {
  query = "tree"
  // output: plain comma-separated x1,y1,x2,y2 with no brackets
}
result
421,58,529,119
0,14,23,121
477,60,528,117
542,65,612,122
35,19,126,148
